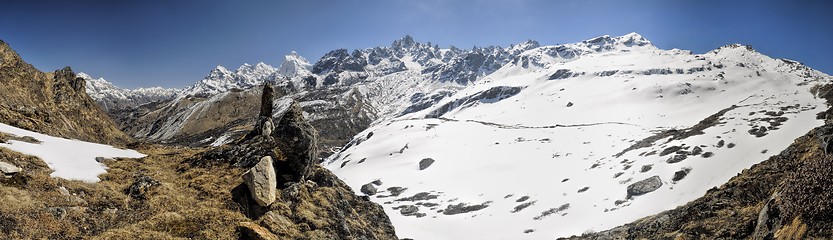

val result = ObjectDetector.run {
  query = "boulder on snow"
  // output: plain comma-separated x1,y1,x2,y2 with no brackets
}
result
360,183,377,196
419,158,436,170
627,175,663,197
0,161,21,177
243,156,277,206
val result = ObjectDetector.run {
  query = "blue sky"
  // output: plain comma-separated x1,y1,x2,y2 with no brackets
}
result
1,0,831,89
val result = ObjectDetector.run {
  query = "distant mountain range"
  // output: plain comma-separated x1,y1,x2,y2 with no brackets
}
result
83,33,833,239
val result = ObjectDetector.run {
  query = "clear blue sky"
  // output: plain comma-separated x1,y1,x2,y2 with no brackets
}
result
1,0,831,89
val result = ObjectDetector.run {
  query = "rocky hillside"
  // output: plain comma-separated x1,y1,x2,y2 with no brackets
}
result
0,83,397,239
560,84,833,240
0,39,131,146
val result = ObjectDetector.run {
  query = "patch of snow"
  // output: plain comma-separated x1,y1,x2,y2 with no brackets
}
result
0,123,146,183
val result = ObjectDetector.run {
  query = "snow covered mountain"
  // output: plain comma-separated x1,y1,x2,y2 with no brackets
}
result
117,36,540,157
323,33,833,239
81,72,179,111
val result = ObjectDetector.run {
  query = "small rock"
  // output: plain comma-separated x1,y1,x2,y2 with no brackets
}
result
103,208,118,215
261,119,274,137
727,143,736,148
361,183,377,196
399,205,420,216
238,221,278,240
243,156,277,206
702,152,714,158
666,154,688,163
419,158,435,170
672,168,691,182
627,176,663,197
566,102,574,107
0,161,21,177
57,186,71,196
640,165,653,173
689,146,703,155
387,187,407,197
127,176,161,200
47,207,67,220
94,157,115,163
371,179,383,186
716,140,725,148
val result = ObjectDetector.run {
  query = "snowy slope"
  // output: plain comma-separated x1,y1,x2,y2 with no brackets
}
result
325,33,832,239
0,122,146,183
81,72,179,111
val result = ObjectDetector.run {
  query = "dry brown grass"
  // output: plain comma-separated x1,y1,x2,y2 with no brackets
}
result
0,143,250,239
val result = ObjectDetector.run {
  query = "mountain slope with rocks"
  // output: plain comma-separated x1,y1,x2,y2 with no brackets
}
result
108,35,539,160
0,39,131,146
0,40,398,238
563,84,833,239
324,33,833,239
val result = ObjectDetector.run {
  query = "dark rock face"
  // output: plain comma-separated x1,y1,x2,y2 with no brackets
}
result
361,183,377,196
272,101,319,181
426,86,523,118
626,176,662,197
548,69,583,80
418,158,436,170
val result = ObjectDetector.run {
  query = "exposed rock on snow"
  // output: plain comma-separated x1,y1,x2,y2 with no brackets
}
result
627,176,663,197
361,182,377,196
418,158,435,170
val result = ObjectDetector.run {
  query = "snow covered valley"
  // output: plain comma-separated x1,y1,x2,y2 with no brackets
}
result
325,35,832,239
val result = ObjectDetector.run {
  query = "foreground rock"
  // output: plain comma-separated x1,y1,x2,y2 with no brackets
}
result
243,156,277,206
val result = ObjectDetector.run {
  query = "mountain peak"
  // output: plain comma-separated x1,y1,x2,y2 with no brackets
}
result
392,35,417,49
615,32,652,46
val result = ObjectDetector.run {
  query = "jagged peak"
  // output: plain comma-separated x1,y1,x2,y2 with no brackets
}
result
392,35,418,49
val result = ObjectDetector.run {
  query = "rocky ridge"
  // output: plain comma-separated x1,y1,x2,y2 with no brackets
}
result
0,39,130,145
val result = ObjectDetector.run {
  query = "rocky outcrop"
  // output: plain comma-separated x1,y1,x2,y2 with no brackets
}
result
243,156,277,206
195,84,398,239
0,39,131,145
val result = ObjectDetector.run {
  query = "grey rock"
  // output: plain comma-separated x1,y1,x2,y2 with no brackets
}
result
127,175,160,200
627,176,663,197
0,161,21,177
94,157,114,163
243,156,277,206
419,158,435,170
360,183,377,196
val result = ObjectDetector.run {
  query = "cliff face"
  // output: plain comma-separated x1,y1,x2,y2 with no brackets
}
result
0,40,131,145
563,85,833,240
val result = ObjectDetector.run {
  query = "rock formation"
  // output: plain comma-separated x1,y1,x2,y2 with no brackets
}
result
196,83,397,239
0,39,131,145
